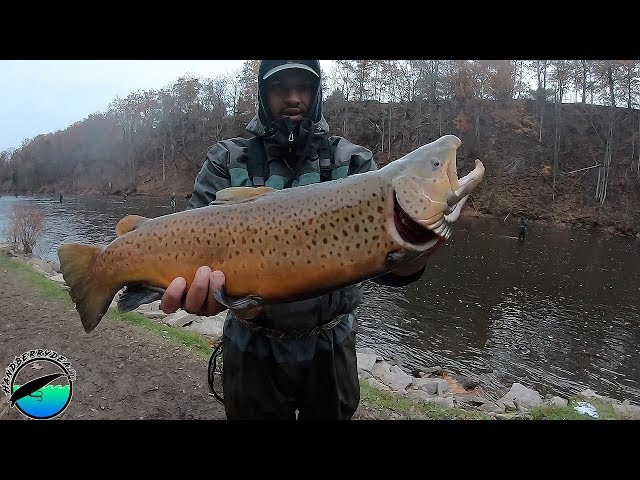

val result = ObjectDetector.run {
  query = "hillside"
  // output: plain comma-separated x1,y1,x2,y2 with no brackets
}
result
4,98,640,237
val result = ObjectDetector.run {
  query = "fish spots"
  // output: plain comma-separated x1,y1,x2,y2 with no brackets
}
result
320,224,326,230
354,224,360,233
333,234,338,241
274,235,279,241
323,238,328,244
367,215,375,222
342,230,348,237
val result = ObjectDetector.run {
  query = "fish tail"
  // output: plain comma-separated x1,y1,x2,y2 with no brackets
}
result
57,244,118,333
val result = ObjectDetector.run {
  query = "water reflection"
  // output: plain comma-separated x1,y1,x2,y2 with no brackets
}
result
1,194,639,403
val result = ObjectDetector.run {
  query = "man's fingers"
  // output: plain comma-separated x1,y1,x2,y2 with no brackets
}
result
205,270,226,315
184,266,212,313
160,277,187,314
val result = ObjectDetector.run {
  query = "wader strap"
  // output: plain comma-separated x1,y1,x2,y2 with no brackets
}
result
232,313,347,339
245,137,268,186
246,136,333,187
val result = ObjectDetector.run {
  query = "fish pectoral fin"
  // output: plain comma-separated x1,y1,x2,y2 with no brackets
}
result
115,215,150,237
209,186,276,205
117,284,166,312
213,288,264,318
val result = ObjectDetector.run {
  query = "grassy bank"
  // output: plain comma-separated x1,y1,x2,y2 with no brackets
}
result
1,250,625,420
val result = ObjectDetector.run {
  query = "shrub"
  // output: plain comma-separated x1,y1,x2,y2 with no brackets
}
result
5,204,46,255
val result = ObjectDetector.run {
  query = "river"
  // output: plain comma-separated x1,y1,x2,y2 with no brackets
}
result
1,193,639,403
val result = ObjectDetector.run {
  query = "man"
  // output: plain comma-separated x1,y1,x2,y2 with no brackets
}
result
160,60,432,420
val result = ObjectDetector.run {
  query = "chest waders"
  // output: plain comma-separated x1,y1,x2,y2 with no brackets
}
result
208,135,347,403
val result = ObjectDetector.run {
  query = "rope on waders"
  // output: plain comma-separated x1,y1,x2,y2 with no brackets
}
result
207,341,224,404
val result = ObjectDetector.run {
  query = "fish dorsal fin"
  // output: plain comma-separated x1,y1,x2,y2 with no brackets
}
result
116,215,149,237
209,186,276,205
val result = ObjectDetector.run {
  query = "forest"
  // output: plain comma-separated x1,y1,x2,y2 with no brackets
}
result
2,60,639,236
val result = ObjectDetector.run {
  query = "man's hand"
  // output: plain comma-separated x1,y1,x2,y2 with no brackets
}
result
160,266,227,316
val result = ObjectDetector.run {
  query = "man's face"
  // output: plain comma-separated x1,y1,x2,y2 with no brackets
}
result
265,70,317,124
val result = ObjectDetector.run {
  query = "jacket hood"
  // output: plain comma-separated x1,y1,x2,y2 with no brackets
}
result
249,60,326,137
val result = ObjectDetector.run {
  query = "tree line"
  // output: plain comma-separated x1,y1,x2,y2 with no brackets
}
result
1,60,638,207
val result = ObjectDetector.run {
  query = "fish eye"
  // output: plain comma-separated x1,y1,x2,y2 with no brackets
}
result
434,161,440,167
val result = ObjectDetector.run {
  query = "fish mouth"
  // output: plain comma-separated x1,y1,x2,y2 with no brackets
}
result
393,194,439,245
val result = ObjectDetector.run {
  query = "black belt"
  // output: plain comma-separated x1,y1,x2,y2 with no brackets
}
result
232,313,347,339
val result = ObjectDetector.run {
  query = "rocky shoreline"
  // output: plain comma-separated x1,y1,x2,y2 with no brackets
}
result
5,246,640,420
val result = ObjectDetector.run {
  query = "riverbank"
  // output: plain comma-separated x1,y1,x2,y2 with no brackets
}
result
4,189,640,240
2,246,639,420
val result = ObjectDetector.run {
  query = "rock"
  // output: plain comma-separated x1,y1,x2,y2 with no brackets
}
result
478,401,505,414
188,314,225,338
135,300,161,313
497,383,543,410
142,311,166,319
365,377,391,391
407,390,436,403
371,361,413,392
407,390,454,408
547,396,568,407
27,257,57,276
612,402,640,419
356,352,378,373
412,377,449,396
49,273,66,284
421,366,444,376
162,310,193,328
450,374,481,390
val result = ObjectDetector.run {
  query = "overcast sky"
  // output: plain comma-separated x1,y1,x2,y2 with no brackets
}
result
0,60,334,153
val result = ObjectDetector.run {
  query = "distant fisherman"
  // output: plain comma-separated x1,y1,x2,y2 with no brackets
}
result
518,216,528,241
59,193,63,203
170,193,176,211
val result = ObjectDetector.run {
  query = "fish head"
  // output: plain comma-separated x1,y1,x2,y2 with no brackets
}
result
386,135,485,251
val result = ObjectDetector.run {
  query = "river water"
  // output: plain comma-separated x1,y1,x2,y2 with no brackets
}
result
1,193,639,403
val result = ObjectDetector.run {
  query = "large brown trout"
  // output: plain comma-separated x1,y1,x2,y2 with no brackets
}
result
58,134,484,333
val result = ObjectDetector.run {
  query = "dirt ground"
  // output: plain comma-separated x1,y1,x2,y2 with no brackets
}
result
0,260,377,421
0,266,229,420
